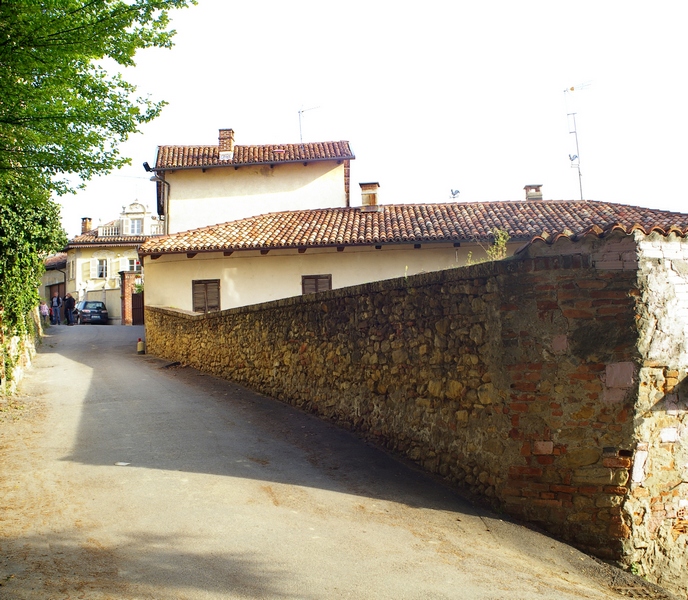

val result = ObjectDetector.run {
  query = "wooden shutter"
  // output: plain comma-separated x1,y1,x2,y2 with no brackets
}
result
302,275,332,295
90,260,98,279
192,280,220,313
206,281,220,312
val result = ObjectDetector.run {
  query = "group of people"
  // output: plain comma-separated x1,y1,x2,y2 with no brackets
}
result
39,292,76,326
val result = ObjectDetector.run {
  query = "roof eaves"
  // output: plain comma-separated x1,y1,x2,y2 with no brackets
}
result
153,154,355,173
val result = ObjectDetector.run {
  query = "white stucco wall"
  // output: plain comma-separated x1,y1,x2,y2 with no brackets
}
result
165,161,348,233
143,242,523,312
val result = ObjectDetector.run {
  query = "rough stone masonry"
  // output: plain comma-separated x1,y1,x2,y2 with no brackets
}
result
145,230,688,597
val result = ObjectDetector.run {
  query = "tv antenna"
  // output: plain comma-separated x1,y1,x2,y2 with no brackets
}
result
298,105,320,143
564,82,591,201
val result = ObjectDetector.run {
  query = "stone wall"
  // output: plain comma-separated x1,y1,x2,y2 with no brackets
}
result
1,308,41,397
144,231,687,596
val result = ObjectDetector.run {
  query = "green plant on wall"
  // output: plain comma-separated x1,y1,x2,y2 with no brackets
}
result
465,228,510,265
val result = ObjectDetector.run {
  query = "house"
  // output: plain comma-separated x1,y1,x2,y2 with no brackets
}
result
138,196,688,314
64,202,163,324
40,252,68,304
146,128,355,234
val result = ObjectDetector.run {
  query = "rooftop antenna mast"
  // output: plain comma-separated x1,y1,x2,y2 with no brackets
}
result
564,82,590,201
298,105,320,144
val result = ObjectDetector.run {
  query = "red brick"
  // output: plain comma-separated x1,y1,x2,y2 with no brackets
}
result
532,498,563,508
551,484,577,494
540,492,556,500
551,409,564,416
512,382,538,392
520,442,531,456
509,428,524,440
562,309,594,319
576,280,607,289
508,466,543,477
569,372,598,381
603,486,628,495
501,304,519,311
537,301,559,311
537,455,555,465
579,486,600,494
589,290,628,299
510,403,529,413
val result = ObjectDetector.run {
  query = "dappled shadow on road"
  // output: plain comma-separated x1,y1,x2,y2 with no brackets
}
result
0,529,306,600
40,325,484,519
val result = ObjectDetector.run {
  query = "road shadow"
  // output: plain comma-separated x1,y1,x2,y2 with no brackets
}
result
37,326,486,518
0,529,308,599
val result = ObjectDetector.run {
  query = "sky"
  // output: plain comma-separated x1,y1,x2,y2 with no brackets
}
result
58,0,688,238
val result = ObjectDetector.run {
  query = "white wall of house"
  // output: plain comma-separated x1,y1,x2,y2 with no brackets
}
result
165,162,348,233
40,269,65,301
143,242,522,312
66,247,141,324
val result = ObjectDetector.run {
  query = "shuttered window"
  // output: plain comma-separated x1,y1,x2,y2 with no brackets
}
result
302,274,332,295
192,279,220,313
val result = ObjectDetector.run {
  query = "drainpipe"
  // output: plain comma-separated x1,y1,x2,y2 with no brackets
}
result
149,174,171,235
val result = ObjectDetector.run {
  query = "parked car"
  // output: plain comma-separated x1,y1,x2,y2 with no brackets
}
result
75,300,109,324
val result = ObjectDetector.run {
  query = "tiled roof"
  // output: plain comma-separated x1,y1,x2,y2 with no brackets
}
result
138,200,688,255
44,252,67,269
67,228,152,248
155,141,354,170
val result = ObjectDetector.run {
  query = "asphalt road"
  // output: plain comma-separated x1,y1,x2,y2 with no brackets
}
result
0,325,672,599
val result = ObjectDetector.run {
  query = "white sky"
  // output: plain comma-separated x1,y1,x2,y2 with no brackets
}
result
59,0,688,238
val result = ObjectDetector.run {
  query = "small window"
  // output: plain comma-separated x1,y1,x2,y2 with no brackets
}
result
97,259,107,278
130,219,143,234
302,274,332,295
128,259,140,271
192,279,220,313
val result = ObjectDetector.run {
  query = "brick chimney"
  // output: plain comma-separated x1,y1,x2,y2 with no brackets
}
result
524,184,543,201
360,182,381,212
81,217,92,233
219,129,234,161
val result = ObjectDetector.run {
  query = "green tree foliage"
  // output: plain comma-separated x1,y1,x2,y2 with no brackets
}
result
0,1,193,342
0,0,195,193
0,173,67,333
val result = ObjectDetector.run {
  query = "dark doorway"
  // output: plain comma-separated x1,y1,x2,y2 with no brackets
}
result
132,293,144,325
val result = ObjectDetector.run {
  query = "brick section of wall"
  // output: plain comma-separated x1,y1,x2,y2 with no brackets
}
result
144,232,688,597
119,271,138,326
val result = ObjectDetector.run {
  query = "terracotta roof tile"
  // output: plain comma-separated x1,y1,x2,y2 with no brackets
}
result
67,227,154,248
155,141,354,170
44,252,67,269
138,200,688,256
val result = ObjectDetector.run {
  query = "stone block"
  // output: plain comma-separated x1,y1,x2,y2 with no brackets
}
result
605,362,635,388
533,441,554,455
560,448,601,468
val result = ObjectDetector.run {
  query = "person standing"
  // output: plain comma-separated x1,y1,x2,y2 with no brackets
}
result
50,292,62,325
39,300,50,326
64,293,76,326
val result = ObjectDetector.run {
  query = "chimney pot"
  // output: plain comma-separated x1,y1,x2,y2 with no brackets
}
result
360,182,381,212
219,128,235,160
524,184,543,201
81,217,92,234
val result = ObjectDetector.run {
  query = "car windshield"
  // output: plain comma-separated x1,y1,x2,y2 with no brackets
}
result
84,302,106,310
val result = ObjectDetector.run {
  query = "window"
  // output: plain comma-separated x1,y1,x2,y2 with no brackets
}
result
302,274,332,295
192,279,220,313
67,260,75,280
97,259,107,278
128,259,140,271
130,219,143,234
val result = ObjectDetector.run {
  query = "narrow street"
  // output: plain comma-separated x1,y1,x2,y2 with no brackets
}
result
0,325,668,599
